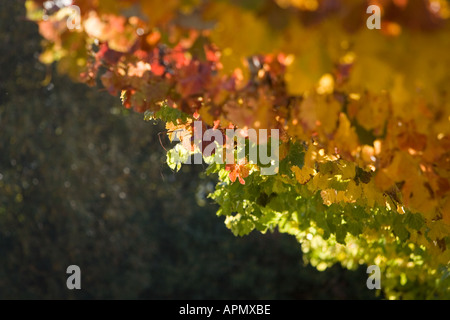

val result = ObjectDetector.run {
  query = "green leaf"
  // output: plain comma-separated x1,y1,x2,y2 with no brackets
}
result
393,215,410,242
405,212,425,231
153,102,191,123
335,226,347,244
225,215,255,237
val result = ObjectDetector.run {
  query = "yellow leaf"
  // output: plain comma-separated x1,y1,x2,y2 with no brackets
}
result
345,180,362,203
362,181,384,208
291,165,315,185
428,220,450,241
402,176,437,220
310,172,331,192
336,160,356,180
332,113,359,157
442,197,450,226
321,189,336,206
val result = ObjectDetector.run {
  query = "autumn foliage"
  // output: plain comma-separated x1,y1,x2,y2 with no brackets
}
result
27,0,450,298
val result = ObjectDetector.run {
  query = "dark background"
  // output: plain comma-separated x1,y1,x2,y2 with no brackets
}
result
0,0,376,299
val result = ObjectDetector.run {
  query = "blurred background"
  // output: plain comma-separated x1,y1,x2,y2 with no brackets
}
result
0,0,377,299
